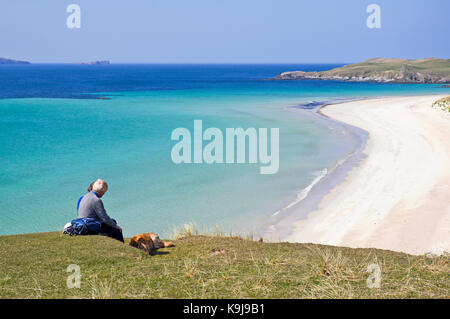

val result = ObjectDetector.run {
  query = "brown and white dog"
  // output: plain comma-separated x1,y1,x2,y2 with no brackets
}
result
129,233,174,254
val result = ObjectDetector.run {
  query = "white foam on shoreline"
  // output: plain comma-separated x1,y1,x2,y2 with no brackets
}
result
271,168,328,217
270,145,359,219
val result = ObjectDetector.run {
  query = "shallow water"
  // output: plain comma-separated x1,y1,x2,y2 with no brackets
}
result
0,64,447,236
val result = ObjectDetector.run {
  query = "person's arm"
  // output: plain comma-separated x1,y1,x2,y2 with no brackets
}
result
93,199,117,228
76,196,83,216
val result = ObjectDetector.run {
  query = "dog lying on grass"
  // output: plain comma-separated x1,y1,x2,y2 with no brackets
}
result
129,233,175,255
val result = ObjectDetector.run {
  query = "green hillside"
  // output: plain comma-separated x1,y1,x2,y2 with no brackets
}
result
0,232,448,298
276,58,450,83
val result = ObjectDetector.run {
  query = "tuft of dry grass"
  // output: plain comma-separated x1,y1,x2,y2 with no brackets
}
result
432,96,450,112
171,222,199,239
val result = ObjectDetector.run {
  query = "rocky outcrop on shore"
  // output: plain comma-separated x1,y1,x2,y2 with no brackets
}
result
0,57,30,65
275,58,450,84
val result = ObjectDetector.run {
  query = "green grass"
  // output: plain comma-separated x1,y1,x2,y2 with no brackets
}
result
327,58,450,77
0,232,448,298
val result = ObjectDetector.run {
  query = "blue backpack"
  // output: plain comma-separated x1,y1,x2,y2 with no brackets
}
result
70,218,102,235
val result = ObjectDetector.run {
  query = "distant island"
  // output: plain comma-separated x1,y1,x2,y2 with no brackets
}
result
0,57,30,65
275,58,450,83
79,60,110,65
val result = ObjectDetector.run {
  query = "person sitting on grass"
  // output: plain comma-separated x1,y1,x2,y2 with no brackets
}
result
77,179,124,243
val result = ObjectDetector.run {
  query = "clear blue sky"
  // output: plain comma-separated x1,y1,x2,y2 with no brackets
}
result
1,0,448,63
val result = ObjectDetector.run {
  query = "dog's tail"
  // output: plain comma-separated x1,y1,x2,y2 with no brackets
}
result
163,241,175,248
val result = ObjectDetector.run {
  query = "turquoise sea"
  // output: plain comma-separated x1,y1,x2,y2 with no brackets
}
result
0,64,448,237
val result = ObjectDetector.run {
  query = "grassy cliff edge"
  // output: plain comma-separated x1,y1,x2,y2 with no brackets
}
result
0,232,448,298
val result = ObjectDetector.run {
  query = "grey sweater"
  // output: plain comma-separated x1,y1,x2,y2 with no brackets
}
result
78,192,116,227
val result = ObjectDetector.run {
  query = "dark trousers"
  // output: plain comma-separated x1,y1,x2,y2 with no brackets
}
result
99,219,124,243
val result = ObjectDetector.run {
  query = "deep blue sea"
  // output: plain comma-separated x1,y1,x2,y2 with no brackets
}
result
0,64,448,237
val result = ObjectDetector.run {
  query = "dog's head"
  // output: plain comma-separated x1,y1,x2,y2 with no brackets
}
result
148,233,163,249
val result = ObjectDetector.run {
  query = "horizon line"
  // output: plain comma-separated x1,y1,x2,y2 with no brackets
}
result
2,61,351,65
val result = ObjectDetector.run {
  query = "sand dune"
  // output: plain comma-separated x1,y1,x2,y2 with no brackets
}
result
286,95,450,255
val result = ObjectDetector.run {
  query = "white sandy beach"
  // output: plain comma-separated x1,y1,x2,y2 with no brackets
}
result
285,95,450,255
